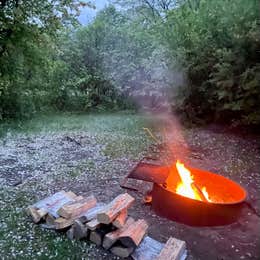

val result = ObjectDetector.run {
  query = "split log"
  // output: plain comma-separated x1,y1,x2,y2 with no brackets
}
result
131,236,164,260
54,217,74,230
119,219,148,248
57,195,97,219
97,193,135,224
32,190,77,218
112,209,127,228
156,237,186,260
78,203,106,223
89,225,114,246
89,230,103,246
110,245,134,258
26,207,42,223
66,191,78,199
73,220,88,240
103,217,135,250
85,218,101,230
45,214,56,226
67,226,75,240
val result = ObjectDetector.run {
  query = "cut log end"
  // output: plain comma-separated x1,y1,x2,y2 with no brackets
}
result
110,245,134,258
89,231,103,246
156,237,186,260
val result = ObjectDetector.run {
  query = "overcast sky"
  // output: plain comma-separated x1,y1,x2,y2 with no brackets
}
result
78,0,109,25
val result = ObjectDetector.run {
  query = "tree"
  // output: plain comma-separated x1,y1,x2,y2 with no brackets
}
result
0,0,92,119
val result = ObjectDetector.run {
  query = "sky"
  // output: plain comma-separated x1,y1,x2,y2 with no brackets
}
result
78,0,109,25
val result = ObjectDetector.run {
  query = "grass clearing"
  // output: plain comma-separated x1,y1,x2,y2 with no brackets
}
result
0,112,153,259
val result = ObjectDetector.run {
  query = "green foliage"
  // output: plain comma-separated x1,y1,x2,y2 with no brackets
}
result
0,0,259,126
164,0,260,125
0,0,89,120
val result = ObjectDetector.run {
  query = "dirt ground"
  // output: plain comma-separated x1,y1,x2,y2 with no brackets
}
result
0,114,259,259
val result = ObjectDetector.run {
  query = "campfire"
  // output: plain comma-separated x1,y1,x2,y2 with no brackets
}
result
166,160,212,202
121,158,247,226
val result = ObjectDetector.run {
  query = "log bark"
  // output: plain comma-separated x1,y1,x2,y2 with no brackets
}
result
97,193,134,224
85,218,100,230
119,219,148,248
67,226,75,240
32,190,76,218
112,209,127,228
57,195,97,219
73,220,88,240
103,217,135,250
54,217,74,230
45,214,56,226
89,225,114,246
26,207,41,223
78,203,106,223
110,245,134,258
156,237,186,260
66,191,78,199
89,230,103,246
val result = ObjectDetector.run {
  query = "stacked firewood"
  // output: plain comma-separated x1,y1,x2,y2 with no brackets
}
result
27,191,187,259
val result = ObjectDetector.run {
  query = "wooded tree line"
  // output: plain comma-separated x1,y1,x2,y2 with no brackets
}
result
0,0,259,125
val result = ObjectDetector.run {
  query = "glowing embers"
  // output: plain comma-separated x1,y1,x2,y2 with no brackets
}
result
166,160,212,202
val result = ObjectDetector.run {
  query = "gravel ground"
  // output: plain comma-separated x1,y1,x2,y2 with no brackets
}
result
0,113,259,259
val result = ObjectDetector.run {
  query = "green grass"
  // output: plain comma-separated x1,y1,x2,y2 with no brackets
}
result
0,111,148,137
0,112,155,259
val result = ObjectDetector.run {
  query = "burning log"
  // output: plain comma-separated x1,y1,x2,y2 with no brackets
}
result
97,193,134,224
190,182,207,202
103,217,135,250
112,209,128,228
156,237,186,260
57,195,97,219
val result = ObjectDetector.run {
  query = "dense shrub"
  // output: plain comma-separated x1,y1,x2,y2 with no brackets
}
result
164,0,260,125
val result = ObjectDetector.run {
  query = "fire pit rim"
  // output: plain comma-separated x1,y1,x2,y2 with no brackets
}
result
165,166,248,205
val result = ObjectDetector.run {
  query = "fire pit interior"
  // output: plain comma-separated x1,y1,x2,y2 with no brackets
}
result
123,161,247,226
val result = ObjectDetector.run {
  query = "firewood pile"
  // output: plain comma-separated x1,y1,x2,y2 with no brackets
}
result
27,191,187,259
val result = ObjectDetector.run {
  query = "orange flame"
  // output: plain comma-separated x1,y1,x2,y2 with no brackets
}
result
172,160,212,202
